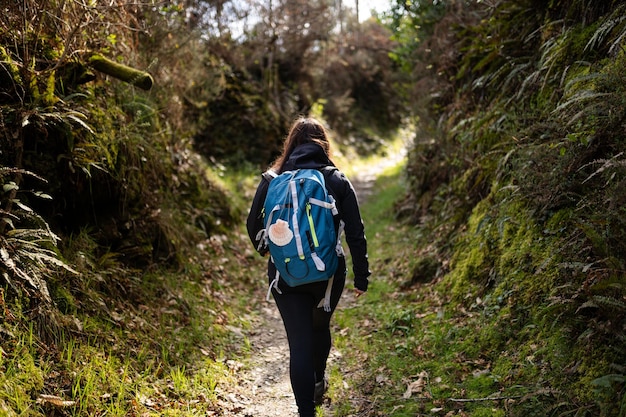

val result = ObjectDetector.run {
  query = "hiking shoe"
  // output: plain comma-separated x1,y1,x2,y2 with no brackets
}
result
314,377,329,405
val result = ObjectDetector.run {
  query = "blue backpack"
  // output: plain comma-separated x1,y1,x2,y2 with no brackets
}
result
258,168,343,310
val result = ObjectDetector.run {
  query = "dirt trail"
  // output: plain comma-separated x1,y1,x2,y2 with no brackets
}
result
222,145,407,416
231,304,297,416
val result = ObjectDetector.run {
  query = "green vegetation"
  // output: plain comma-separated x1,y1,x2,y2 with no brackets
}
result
355,0,626,415
1,0,625,416
330,159,622,416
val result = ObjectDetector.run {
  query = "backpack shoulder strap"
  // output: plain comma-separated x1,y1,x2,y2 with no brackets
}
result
262,169,278,182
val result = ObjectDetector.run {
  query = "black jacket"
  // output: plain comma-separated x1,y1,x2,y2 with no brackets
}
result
246,142,370,291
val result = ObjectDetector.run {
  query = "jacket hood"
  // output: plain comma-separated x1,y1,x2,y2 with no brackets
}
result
283,142,334,171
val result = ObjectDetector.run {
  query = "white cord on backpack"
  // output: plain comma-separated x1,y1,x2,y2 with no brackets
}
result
317,276,334,312
266,269,282,302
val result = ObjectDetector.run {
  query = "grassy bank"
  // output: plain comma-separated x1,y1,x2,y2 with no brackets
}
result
327,158,624,417
0,167,265,416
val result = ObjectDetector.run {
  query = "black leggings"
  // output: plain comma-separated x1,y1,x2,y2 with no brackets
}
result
270,257,346,417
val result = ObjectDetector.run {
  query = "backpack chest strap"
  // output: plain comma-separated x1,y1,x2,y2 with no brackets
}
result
309,196,338,215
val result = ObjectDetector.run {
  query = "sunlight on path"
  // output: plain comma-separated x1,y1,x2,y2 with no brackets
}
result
341,124,411,204
350,147,407,204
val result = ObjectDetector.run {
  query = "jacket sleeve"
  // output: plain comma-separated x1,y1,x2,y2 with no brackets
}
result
332,171,371,291
246,177,270,255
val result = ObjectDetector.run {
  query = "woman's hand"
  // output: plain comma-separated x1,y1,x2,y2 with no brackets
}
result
354,288,365,298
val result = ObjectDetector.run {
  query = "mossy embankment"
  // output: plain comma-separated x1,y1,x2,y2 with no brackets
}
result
327,154,624,417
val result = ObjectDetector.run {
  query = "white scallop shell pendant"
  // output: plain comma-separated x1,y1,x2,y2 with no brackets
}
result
268,219,294,246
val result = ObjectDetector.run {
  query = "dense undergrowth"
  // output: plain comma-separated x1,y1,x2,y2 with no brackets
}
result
330,160,624,417
0,164,264,415
377,1,626,416
1,1,254,415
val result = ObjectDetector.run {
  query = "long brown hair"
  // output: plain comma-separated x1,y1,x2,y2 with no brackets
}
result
271,117,333,173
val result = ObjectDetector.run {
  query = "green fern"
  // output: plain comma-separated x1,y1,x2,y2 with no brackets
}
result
585,3,626,55
1,169,77,305
589,295,626,313
580,152,626,185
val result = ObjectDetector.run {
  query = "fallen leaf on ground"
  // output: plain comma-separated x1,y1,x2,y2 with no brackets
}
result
403,371,429,399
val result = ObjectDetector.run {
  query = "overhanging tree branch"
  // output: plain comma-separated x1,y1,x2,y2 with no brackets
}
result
88,53,154,90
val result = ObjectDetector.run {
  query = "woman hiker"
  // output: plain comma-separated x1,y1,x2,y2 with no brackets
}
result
246,117,371,416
